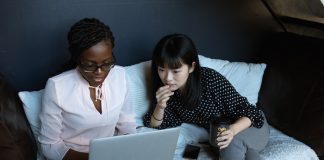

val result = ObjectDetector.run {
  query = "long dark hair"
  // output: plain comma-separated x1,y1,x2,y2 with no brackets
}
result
151,33,202,110
0,73,38,159
60,18,115,72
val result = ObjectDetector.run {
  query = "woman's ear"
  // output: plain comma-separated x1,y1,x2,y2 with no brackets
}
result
189,62,196,73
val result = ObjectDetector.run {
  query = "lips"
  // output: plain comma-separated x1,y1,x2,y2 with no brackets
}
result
93,76,105,82
166,83,176,86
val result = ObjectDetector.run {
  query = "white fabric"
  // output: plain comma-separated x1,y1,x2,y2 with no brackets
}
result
260,126,319,160
198,55,266,105
89,85,103,101
137,124,319,160
18,90,44,141
38,67,136,160
125,61,151,126
18,89,45,160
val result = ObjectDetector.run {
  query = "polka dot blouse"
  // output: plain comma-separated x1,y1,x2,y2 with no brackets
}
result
143,67,264,130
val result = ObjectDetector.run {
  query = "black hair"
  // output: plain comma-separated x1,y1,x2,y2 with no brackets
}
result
0,73,38,159
151,33,202,110
61,18,115,71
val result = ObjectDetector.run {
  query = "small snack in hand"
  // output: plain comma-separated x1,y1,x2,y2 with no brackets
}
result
217,127,227,136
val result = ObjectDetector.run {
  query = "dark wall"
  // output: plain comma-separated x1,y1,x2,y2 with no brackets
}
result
255,32,324,156
0,0,259,91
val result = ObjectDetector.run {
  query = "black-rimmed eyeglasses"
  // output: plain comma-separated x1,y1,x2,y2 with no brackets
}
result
79,62,115,73
79,55,116,73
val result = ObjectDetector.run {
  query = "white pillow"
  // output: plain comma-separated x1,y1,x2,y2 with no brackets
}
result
18,89,45,160
125,55,266,126
18,90,43,138
125,61,152,126
198,55,266,105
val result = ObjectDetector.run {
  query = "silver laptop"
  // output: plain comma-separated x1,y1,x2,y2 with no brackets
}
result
89,128,180,160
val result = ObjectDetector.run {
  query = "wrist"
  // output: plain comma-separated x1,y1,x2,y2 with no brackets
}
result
152,108,164,121
229,125,236,136
152,113,163,121
156,104,165,110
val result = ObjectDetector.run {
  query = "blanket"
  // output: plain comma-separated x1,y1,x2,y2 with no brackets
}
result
137,124,319,160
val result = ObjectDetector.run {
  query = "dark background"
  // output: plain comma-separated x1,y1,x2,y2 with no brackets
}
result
0,0,263,91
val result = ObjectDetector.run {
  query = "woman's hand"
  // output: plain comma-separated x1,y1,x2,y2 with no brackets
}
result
216,127,235,149
150,85,174,127
155,85,174,109
215,117,251,149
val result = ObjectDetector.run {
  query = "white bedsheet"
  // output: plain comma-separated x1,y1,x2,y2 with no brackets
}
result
137,124,319,160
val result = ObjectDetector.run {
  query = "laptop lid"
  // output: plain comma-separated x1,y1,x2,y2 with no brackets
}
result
89,128,180,160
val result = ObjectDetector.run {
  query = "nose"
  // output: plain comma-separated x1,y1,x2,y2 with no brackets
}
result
166,71,173,82
94,67,102,74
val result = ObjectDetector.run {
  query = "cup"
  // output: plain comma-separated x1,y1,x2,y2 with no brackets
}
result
209,116,230,158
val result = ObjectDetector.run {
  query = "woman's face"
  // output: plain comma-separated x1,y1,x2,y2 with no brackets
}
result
78,41,114,87
157,62,195,91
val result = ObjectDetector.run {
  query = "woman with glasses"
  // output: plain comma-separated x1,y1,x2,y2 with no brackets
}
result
39,18,136,160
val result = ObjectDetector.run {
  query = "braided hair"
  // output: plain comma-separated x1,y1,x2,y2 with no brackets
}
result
63,18,115,71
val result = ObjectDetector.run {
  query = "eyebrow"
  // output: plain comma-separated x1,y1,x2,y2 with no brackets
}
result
158,66,182,70
82,57,114,63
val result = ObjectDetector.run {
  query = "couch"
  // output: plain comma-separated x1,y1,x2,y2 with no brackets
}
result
18,51,320,160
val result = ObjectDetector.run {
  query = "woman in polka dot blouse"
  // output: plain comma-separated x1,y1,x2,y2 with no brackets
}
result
143,34,269,160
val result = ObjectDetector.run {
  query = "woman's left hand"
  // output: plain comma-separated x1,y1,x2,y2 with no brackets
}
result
216,127,235,149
